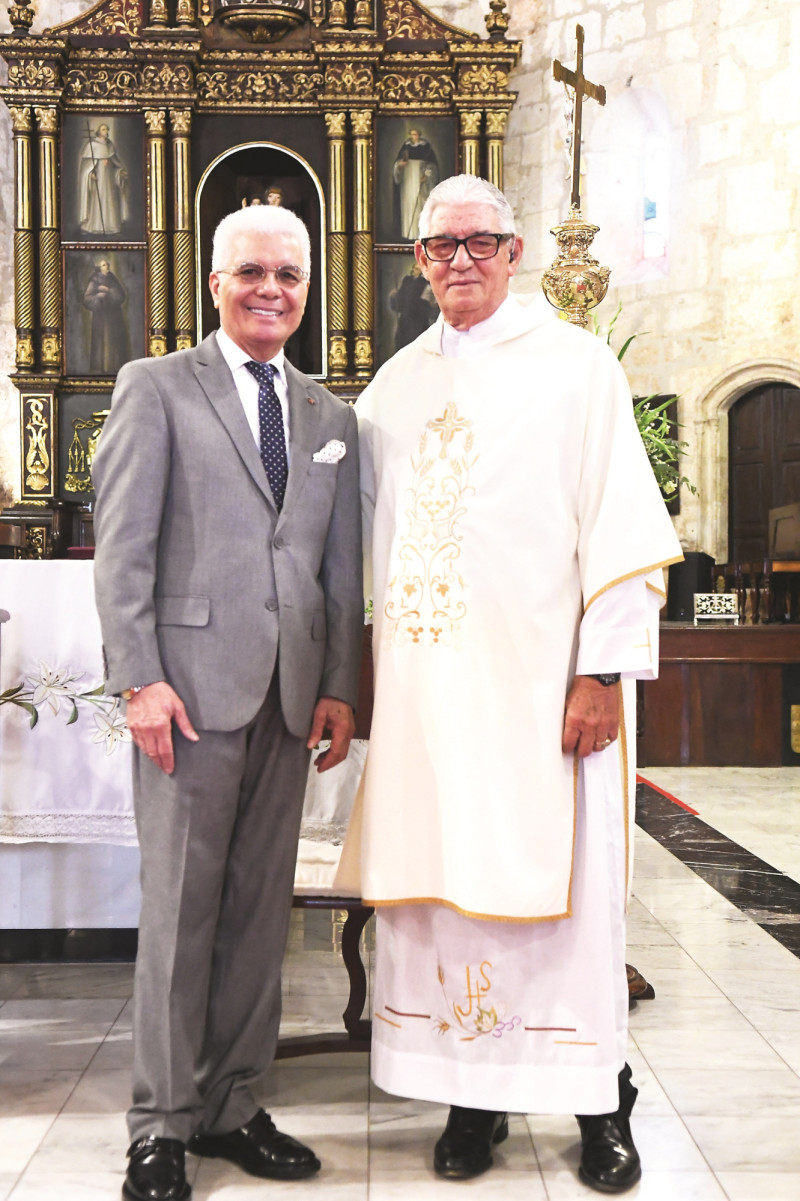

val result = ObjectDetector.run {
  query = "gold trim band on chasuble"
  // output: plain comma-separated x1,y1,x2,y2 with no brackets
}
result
583,554,683,613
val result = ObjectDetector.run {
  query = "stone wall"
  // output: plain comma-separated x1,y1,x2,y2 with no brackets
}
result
0,0,796,561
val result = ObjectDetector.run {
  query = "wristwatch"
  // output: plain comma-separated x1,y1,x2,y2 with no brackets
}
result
588,673,621,686
120,686,145,700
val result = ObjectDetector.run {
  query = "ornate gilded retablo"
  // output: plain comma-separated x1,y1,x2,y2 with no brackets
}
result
215,0,308,44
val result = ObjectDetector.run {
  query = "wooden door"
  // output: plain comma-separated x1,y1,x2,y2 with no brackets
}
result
729,383,800,561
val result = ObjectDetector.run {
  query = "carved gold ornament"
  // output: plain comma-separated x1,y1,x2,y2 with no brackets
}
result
23,397,52,495
9,60,59,90
379,72,454,103
541,208,610,328
64,411,110,494
325,62,373,96
383,0,445,42
459,64,509,95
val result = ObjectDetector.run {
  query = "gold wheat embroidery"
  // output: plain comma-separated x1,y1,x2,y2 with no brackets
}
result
384,401,477,648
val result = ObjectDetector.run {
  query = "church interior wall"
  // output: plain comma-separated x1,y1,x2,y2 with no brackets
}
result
0,0,796,566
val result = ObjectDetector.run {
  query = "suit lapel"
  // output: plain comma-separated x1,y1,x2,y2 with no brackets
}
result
281,360,321,519
192,334,275,510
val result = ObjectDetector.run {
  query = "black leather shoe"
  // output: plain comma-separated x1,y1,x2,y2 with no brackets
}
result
433,1106,509,1179
576,1064,642,1193
188,1108,320,1180
122,1137,191,1201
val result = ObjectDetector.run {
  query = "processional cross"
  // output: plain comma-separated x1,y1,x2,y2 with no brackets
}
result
542,25,611,327
552,25,606,210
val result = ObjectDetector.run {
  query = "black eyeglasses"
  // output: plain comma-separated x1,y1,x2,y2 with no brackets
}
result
419,233,514,262
215,262,310,288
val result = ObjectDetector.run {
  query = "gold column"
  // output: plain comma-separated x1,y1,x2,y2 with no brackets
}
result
149,0,168,26
325,112,348,378
351,108,373,378
176,0,195,25
145,109,169,357
34,106,61,373
10,106,34,372
459,110,482,176
354,0,373,28
171,109,194,351
485,110,508,191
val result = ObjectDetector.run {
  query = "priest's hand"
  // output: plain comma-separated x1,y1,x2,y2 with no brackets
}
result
562,675,619,759
307,696,356,773
125,682,199,775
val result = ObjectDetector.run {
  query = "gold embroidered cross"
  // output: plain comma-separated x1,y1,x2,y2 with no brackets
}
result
428,401,470,458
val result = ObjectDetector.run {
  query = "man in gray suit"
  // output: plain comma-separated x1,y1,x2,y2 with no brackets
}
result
92,204,363,1201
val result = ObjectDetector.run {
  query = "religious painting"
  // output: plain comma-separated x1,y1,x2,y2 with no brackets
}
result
195,142,324,376
375,117,457,245
61,114,145,243
58,392,111,500
375,251,439,369
64,249,145,377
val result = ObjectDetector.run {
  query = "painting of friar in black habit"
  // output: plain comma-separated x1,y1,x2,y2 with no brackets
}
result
392,129,439,242
65,249,145,377
389,263,438,352
81,258,131,373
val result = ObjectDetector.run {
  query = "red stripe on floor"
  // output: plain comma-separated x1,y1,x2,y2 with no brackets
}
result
636,775,699,815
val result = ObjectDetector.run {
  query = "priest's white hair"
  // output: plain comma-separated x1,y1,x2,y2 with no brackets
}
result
417,174,517,238
212,205,312,272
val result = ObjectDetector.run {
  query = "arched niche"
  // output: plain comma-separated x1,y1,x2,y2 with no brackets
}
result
585,88,671,286
696,360,800,563
196,143,326,377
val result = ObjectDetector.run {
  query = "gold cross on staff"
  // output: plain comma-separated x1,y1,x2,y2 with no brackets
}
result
552,24,606,210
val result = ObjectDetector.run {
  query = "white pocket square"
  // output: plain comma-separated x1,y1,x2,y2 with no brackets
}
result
313,439,347,464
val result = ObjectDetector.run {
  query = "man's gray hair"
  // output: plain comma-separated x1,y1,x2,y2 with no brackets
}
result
417,174,516,238
212,205,312,272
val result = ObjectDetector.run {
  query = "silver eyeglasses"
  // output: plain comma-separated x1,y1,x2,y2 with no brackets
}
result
419,233,515,262
215,262,310,288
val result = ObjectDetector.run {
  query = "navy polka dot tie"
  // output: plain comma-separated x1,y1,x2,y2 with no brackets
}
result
246,360,288,510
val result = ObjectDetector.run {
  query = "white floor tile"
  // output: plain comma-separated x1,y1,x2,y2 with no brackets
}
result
716,1171,800,1201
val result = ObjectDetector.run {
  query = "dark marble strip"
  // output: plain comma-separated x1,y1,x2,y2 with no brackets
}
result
636,780,800,959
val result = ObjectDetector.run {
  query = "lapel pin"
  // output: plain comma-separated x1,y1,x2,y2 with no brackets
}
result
307,395,316,404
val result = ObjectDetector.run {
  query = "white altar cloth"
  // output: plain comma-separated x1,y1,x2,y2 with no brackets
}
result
0,562,363,913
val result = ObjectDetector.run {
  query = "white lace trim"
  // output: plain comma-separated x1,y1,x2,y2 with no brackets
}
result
0,812,138,845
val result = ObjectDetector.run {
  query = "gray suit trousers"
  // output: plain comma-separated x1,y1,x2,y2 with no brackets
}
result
127,673,311,1143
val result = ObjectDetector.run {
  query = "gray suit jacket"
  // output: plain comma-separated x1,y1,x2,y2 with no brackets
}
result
92,333,363,736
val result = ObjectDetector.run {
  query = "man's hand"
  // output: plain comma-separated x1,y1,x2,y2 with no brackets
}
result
307,696,356,773
562,675,620,759
125,681,199,775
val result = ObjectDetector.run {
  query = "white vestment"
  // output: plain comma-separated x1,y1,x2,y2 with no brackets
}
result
351,293,682,1113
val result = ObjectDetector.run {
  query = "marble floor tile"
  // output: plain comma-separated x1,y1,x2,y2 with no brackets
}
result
632,1023,786,1072
6,963,134,1000
656,1066,800,1117
6,1171,129,1201
682,1113,800,1172
716,1171,800,1201
369,1168,548,1198
23,1111,127,1174
541,1168,729,1200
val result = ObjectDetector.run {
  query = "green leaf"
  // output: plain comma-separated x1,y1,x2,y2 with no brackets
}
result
0,683,26,700
66,703,79,726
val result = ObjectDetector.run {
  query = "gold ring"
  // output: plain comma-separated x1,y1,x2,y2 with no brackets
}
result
595,737,612,750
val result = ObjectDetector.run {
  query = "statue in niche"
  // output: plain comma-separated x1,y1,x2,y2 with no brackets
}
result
78,121,130,237
240,182,286,209
81,257,130,374
392,128,439,241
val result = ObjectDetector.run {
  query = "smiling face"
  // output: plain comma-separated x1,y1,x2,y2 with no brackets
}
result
414,200,522,331
209,228,309,362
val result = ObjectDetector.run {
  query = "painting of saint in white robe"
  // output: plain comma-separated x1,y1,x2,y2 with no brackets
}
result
78,122,129,236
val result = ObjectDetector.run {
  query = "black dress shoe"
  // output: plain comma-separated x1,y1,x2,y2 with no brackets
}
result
122,1137,191,1201
576,1064,642,1193
188,1108,320,1180
433,1106,509,1179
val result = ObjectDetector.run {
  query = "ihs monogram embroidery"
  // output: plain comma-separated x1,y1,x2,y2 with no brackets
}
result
384,400,476,648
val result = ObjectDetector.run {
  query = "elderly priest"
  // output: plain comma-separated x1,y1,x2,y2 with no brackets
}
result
354,175,682,1193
